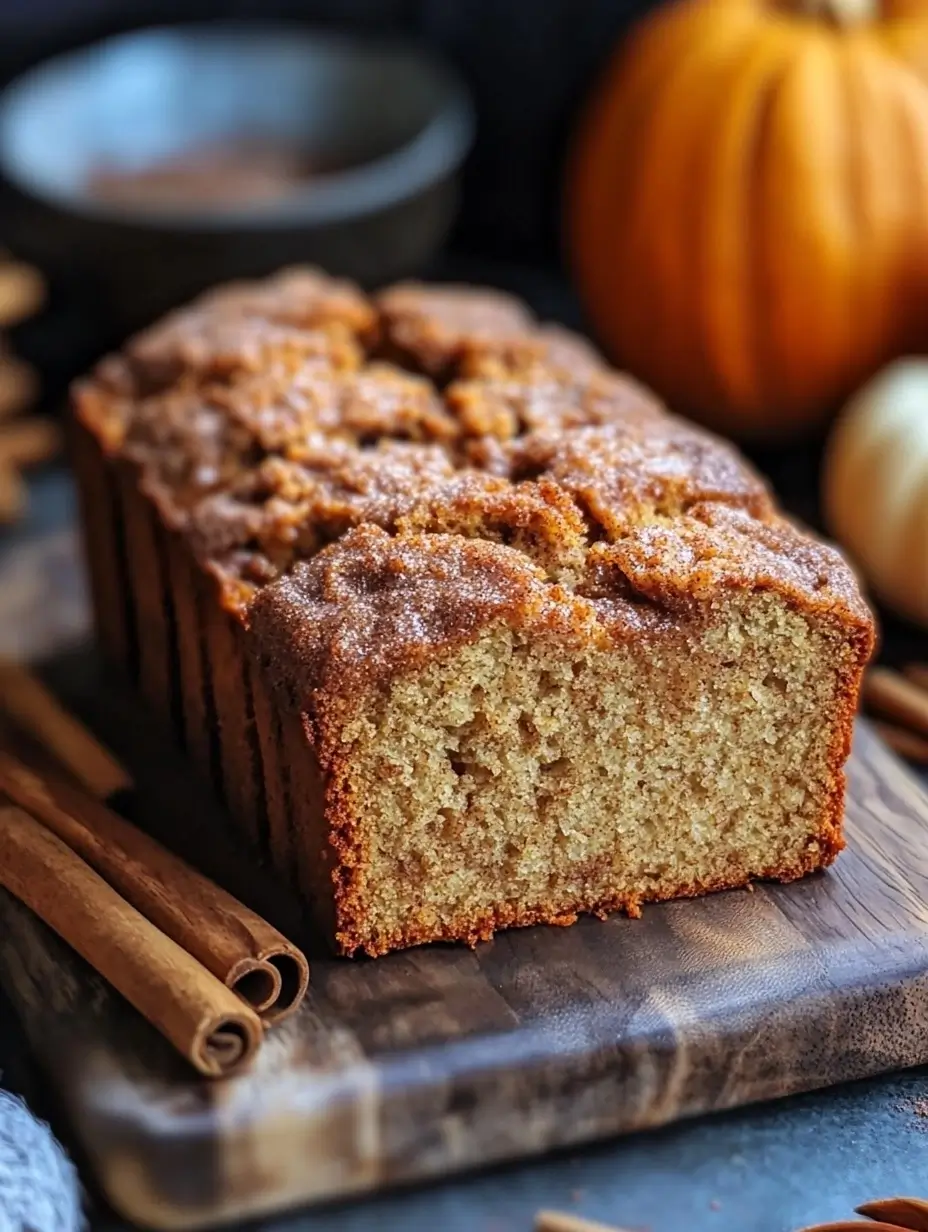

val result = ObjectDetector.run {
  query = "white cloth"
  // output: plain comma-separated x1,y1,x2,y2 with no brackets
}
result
0,1090,83,1232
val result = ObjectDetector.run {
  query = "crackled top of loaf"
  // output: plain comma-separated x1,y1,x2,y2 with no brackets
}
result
73,267,873,707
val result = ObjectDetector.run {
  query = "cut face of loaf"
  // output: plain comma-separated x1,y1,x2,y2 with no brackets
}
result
249,514,871,957
69,267,875,957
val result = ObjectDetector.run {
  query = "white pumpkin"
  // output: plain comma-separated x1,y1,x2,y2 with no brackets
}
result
824,360,928,628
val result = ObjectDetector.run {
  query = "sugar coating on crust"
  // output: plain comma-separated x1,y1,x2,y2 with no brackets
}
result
375,281,534,378
447,369,661,449
251,526,604,728
71,268,876,956
121,268,372,399
249,499,872,727
597,503,871,619
73,263,872,641
192,266,378,339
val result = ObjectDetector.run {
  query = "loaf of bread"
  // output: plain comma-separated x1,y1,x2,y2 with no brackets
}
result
72,269,875,957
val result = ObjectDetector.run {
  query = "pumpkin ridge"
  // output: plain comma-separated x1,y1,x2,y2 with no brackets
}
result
602,10,751,385
880,55,928,351
841,40,911,392
747,44,822,423
568,0,717,356
757,36,857,424
836,41,868,410
700,29,798,421
880,14,928,83
614,14,762,412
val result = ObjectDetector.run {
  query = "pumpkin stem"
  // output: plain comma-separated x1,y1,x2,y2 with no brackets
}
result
786,0,879,23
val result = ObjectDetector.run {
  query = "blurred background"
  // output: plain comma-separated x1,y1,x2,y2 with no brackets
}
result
0,0,653,403
1,0,927,665
0,0,644,258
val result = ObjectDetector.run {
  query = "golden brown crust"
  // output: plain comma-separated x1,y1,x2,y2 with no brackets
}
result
333,848,840,957
247,507,873,730
249,526,606,735
75,267,798,630
596,503,873,627
71,265,876,958
375,281,534,378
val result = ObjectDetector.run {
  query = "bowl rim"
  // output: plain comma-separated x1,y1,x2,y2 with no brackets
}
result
0,22,475,231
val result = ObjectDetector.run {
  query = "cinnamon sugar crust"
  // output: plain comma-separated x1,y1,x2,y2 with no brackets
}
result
72,267,875,957
375,281,533,378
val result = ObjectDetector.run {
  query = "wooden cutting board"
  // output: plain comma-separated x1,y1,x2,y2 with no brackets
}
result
2,653,928,1231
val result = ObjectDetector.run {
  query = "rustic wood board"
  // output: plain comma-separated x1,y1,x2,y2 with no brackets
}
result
3,654,928,1231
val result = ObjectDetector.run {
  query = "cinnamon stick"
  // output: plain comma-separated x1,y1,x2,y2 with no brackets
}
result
904,664,928,695
0,467,24,524
0,748,308,1023
0,660,132,799
871,721,928,765
0,357,38,420
857,1196,928,1229
796,1224,903,1231
535,1213,632,1232
864,668,928,740
0,261,43,327
0,805,261,1077
0,418,60,469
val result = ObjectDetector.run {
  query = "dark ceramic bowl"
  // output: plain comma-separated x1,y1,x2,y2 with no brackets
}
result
0,24,474,331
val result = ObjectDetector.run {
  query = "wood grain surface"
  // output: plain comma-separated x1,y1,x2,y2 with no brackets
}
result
3,527,928,1230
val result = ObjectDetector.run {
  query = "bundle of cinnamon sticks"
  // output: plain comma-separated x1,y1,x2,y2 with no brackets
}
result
0,257,59,523
0,661,309,1078
863,666,928,766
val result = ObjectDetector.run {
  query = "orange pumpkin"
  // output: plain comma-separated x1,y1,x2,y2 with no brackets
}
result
569,0,928,438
